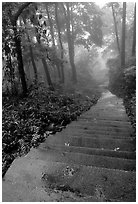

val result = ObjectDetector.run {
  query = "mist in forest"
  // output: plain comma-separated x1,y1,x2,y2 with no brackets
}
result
2,2,135,95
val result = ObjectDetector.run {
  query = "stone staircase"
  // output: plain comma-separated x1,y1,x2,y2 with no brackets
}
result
2,91,136,202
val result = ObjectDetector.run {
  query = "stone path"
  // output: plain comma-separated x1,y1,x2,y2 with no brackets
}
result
2,91,136,202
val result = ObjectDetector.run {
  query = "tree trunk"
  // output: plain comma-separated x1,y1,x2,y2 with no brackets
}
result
41,58,54,90
132,3,136,56
55,3,64,83
9,55,17,94
12,22,27,95
112,4,120,54
22,17,38,84
56,65,61,79
63,3,77,83
8,3,31,95
35,29,54,90
121,2,126,69
46,4,61,80
27,33,38,84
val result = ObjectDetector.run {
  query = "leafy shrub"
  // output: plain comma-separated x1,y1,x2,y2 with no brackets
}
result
107,56,124,97
107,56,136,136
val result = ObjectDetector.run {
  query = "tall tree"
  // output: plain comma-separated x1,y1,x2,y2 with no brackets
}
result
121,2,126,69
62,3,77,83
27,5,54,90
46,4,61,80
3,42,16,94
22,18,38,84
111,3,120,54
55,3,64,83
26,33,38,84
35,28,54,90
132,3,136,56
9,3,31,94
61,2,103,83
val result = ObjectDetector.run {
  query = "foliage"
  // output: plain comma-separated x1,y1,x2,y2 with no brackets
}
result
2,2,32,94
124,93,136,132
2,3,17,92
71,2,103,49
2,84,100,176
107,56,136,136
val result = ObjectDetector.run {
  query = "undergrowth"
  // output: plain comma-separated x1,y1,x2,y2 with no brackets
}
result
2,84,100,177
107,56,136,137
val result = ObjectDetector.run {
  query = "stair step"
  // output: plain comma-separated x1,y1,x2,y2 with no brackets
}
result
3,154,136,202
57,130,132,140
70,122,131,129
69,122,132,132
41,161,135,201
40,144,136,160
85,113,127,118
79,118,131,126
63,128,132,137
68,125,132,134
80,116,129,122
35,147,136,171
46,134,135,152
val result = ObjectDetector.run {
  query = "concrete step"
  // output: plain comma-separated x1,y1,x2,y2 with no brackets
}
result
68,124,132,134
59,126,131,138
33,147,136,171
78,114,129,121
70,121,131,129
56,128,132,139
69,121,132,131
89,111,126,116
79,115,129,122
79,118,131,126
41,161,136,201
40,144,136,160
45,134,135,152
89,107,126,112
3,155,136,202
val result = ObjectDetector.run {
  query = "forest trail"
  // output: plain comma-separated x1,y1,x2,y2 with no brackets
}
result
2,90,136,202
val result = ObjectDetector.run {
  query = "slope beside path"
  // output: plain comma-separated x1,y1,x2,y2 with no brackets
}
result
2,90,136,202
